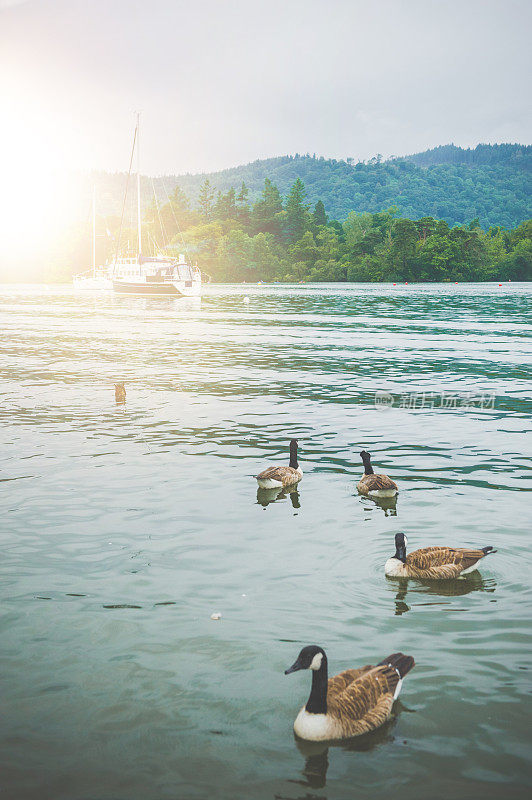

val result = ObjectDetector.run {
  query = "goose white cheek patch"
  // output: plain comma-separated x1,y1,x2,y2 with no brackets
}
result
310,652,323,670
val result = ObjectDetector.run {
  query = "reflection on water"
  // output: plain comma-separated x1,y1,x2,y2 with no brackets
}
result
389,573,497,615
257,485,301,509
360,493,398,516
294,710,401,788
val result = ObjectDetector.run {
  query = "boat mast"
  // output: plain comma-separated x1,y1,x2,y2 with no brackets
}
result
92,185,96,278
136,111,142,258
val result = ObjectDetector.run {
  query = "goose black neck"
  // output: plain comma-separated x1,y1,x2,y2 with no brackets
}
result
289,441,298,469
362,454,374,475
394,545,407,563
306,656,328,714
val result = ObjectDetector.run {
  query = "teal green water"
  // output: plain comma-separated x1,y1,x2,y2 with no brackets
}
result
1,283,531,800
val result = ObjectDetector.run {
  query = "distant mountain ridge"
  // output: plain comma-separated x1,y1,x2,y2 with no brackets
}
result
90,143,531,230
403,142,530,167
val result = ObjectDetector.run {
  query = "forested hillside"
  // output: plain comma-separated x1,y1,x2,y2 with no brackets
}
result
89,143,531,230
55,174,532,284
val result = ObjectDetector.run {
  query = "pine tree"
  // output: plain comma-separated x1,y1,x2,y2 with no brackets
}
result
198,179,215,220
237,182,249,207
251,178,283,236
313,200,328,227
236,182,251,228
284,178,310,244
214,187,237,221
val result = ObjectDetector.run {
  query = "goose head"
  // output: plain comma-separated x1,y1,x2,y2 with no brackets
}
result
394,532,408,563
285,645,326,674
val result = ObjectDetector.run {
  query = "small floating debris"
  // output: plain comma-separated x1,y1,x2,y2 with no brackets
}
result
115,382,126,403
210,612,222,620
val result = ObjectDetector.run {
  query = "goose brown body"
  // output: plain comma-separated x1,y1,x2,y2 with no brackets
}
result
256,439,302,488
316,662,402,738
285,647,415,742
385,534,496,579
357,473,398,495
256,465,302,487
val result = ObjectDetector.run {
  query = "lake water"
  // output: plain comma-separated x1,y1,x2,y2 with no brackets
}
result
1,283,531,800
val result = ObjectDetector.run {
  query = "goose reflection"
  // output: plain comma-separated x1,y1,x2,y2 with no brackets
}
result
389,573,496,616
292,712,400,789
359,494,397,516
256,485,301,509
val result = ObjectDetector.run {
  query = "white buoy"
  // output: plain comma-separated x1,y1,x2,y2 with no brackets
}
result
243,296,250,304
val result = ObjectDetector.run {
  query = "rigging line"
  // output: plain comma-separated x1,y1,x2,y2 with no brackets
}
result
129,183,135,253
148,230,158,254
160,178,192,262
151,176,168,252
113,123,138,271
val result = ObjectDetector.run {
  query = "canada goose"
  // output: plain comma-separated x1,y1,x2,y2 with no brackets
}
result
256,439,302,489
357,451,397,497
385,532,496,579
115,382,126,403
285,645,415,741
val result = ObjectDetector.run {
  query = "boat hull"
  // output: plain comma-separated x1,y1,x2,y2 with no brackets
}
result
73,277,112,290
112,280,200,297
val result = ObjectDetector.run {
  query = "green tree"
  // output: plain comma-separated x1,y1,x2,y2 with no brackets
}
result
251,178,283,236
316,227,341,261
216,229,253,281
251,233,281,281
236,182,251,227
498,238,532,280
290,231,319,265
214,187,237,221
391,219,418,271
313,200,328,227
283,178,310,244
198,179,215,220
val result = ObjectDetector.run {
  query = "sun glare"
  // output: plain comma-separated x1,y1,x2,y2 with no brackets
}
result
0,90,84,276
2,130,75,256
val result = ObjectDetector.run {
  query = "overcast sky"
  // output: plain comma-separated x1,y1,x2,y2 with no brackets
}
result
1,0,531,176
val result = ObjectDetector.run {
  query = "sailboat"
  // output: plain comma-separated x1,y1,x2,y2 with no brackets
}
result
73,115,202,296
111,113,202,297
72,186,113,290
